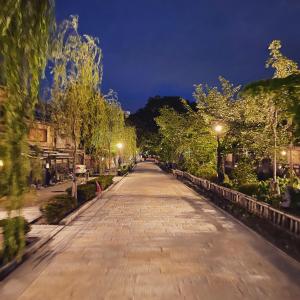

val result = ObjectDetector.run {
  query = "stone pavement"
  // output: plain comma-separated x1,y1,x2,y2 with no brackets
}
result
0,162,300,299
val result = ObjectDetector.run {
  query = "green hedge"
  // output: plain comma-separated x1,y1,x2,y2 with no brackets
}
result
0,216,30,263
118,165,134,176
87,175,114,190
42,176,114,225
40,194,76,225
65,176,113,202
238,183,260,197
65,184,96,204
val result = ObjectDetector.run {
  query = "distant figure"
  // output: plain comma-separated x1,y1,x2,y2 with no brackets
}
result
45,169,51,186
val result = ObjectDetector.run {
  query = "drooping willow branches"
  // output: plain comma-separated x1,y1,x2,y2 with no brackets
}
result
0,0,55,261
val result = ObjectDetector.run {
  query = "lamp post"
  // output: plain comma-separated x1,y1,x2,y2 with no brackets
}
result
116,143,123,168
281,148,294,176
214,124,225,183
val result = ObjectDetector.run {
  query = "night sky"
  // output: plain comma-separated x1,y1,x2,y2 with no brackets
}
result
56,0,300,112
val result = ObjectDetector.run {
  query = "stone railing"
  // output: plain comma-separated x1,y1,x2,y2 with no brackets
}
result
172,169,300,237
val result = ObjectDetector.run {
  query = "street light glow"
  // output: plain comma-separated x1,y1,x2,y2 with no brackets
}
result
116,143,123,149
281,150,287,156
0,160,3,167
214,124,223,133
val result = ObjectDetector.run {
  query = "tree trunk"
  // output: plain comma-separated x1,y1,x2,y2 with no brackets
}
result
272,108,280,195
217,136,225,183
108,141,111,173
289,143,293,176
72,127,78,202
273,109,277,182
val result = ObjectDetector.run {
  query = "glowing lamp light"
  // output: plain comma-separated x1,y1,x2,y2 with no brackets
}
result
116,143,123,149
214,124,223,133
0,160,4,167
281,150,287,156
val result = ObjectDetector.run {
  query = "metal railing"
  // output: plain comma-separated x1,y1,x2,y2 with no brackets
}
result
172,169,300,236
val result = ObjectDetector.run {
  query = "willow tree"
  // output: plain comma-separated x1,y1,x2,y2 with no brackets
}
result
88,93,109,173
0,0,54,261
103,90,125,170
50,16,102,199
120,126,137,163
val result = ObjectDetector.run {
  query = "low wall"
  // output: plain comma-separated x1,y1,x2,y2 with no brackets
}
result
173,169,300,237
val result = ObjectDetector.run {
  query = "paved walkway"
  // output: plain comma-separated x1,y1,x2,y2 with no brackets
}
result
0,162,300,299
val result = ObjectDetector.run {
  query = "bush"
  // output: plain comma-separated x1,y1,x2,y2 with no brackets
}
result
194,165,217,181
41,194,76,224
66,183,97,204
76,184,96,204
238,183,260,197
118,165,129,176
290,188,300,210
87,175,114,191
256,180,272,201
232,161,257,186
0,216,30,263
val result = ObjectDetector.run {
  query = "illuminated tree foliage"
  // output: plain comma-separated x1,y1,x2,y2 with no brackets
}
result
0,0,54,261
266,40,299,78
50,15,102,199
156,106,216,179
194,77,242,181
156,40,299,190
89,90,137,170
242,40,299,186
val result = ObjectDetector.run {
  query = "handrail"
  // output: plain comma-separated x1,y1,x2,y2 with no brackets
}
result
172,169,300,236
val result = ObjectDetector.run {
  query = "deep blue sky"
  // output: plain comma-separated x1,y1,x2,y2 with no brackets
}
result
56,0,300,112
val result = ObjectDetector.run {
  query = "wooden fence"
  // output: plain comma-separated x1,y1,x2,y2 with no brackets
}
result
172,169,300,237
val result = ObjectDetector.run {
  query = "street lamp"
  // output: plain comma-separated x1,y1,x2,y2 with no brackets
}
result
0,159,3,170
116,143,124,167
214,124,224,183
214,124,223,134
281,150,287,157
116,143,123,150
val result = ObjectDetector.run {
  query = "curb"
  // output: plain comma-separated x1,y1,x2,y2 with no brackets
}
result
0,173,129,280
59,174,128,225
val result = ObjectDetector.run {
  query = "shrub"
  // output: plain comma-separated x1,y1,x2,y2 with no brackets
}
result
41,194,76,224
256,180,272,201
0,216,30,263
87,175,114,190
76,184,96,204
66,183,97,204
290,188,300,209
118,165,129,176
194,165,217,181
98,175,114,189
232,161,257,186
238,183,260,197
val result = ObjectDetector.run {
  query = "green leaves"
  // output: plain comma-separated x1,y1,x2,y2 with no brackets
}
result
0,0,54,261
266,40,299,79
